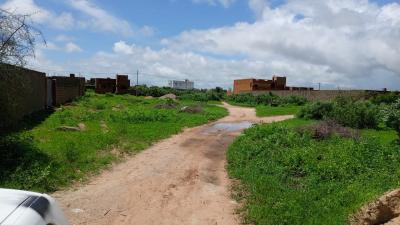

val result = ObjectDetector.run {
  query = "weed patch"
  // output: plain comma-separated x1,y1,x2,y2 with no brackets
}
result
227,119,400,225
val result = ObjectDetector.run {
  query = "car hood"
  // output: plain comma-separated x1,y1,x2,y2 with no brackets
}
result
0,189,35,223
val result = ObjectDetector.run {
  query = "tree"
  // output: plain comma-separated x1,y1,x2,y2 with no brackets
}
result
0,9,44,66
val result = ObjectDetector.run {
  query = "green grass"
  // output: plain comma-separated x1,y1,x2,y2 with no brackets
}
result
225,100,255,107
0,92,228,192
256,105,301,117
207,100,223,105
362,129,398,145
227,118,400,225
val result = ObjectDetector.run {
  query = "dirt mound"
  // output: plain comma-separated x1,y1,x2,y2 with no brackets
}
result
160,93,177,100
180,105,204,113
350,189,400,225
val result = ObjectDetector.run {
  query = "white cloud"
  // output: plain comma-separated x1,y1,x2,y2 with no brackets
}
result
25,0,400,90
55,34,75,42
113,41,134,55
65,42,83,53
68,0,134,36
162,0,400,89
192,0,236,8
248,0,268,17
0,0,75,29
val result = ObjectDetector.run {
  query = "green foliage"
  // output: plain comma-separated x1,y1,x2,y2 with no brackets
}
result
298,97,379,129
0,92,228,192
298,102,334,120
370,92,400,105
227,121,400,225
381,99,400,141
227,93,308,107
130,85,226,102
256,105,301,117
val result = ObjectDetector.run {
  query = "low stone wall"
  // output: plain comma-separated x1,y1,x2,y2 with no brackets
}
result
250,90,382,101
0,64,46,128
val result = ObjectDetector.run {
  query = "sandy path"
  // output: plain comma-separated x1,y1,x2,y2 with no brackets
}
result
53,103,293,225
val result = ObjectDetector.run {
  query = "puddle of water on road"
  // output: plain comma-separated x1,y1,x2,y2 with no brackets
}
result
203,121,254,134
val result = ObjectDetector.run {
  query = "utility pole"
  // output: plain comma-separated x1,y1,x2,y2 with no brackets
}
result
136,70,139,96
319,83,321,91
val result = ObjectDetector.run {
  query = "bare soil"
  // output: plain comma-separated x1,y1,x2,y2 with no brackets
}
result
53,103,293,225
350,189,400,225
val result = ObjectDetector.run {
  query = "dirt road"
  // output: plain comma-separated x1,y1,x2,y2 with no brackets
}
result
53,103,293,225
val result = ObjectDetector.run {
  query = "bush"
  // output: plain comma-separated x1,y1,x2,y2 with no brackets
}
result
298,97,380,129
129,85,226,102
282,95,308,106
227,93,308,107
331,98,379,129
297,120,360,140
371,92,400,105
382,99,400,142
298,102,334,120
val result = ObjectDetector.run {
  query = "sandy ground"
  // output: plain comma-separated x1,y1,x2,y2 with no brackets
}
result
53,103,294,225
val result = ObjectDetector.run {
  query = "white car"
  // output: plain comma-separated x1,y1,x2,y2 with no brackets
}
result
0,189,69,225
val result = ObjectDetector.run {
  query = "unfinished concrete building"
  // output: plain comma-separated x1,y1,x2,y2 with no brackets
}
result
94,75,130,94
95,78,116,94
233,76,288,94
47,74,86,106
116,75,130,94
233,76,314,94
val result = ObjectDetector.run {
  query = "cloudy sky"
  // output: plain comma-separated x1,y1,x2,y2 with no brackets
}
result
1,0,399,90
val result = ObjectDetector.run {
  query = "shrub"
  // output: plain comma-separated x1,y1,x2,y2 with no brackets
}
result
297,120,360,140
298,102,334,120
298,97,379,129
282,95,308,106
382,99,400,142
331,98,379,129
371,92,400,105
228,93,308,107
226,93,256,105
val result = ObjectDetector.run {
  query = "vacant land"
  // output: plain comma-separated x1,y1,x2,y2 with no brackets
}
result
0,92,227,192
53,103,293,225
227,118,399,225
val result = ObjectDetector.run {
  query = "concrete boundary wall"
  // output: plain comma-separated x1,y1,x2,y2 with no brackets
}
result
249,90,382,101
0,64,47,128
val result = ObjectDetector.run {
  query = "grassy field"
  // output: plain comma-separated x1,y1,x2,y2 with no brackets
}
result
0,92,228,192
227,118,399,225
256,105,301,117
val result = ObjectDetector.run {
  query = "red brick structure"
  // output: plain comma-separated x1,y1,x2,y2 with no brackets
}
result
233,76,313,94
116,74,130,94
95,78,116,94
233,76,289,94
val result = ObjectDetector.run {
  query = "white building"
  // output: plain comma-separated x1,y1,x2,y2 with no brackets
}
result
168,79,194,90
